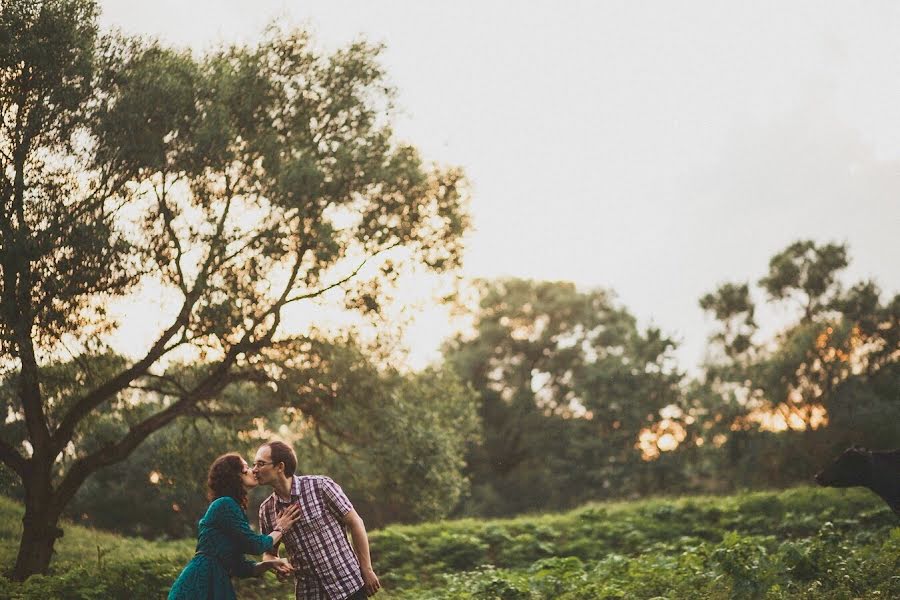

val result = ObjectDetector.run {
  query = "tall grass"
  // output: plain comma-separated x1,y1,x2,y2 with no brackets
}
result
1,487,897,599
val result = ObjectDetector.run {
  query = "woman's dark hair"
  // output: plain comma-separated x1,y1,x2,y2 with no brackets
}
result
264,441,297,477
207,453,248,510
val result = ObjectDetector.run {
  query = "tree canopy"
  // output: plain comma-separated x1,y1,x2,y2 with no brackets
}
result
0,0,469,579
445,278,683,515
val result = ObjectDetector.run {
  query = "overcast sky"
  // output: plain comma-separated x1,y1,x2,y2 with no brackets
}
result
98,1,900,371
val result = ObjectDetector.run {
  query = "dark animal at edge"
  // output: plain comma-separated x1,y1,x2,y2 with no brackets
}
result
814,445,900,517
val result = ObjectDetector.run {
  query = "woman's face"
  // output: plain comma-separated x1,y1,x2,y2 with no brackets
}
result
240,459,258,490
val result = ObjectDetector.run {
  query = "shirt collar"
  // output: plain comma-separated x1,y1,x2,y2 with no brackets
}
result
274,475,299,505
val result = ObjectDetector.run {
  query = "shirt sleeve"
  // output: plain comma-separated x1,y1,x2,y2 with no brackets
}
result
213,497,275,555
321,477,354,518
258,499,271,535
233,557,257,579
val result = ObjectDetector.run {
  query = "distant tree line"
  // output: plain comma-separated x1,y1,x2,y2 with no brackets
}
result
446,240,898,517
5,239,894,540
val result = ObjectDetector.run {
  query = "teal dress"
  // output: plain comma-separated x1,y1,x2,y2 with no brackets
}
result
168,496,274,600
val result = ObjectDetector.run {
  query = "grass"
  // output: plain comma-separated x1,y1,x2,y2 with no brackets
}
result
0,495,193,572
1,486,897,599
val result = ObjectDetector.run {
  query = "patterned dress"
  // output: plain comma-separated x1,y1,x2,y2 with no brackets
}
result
168,496,274,600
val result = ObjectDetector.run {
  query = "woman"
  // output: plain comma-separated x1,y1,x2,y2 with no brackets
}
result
168,453,301,600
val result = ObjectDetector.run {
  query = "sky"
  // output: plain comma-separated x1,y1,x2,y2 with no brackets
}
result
98,0,900,372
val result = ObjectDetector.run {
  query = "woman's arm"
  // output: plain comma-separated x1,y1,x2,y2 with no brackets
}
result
212,497,276,554
231,557,291,579
250,558,292,577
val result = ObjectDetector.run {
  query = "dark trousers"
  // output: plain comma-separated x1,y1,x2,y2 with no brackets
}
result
344,588,368,600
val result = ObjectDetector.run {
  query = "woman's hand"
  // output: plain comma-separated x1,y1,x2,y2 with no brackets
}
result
252,558,293,577
267,558,293,576
275,503,301,532
270,558,293,578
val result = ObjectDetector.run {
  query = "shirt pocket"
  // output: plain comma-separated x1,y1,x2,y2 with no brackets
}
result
298,509,328,534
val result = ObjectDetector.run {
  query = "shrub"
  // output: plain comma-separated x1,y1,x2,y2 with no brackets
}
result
0,560,180,600
425,532,489,571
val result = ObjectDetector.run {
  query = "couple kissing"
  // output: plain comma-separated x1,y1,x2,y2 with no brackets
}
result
168,440,380,600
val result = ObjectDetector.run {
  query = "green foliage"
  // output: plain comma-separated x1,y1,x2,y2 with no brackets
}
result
693,239,899,496
426,532,490,571
758,241,849,321
446,278,683,517
64,418,253,538
699,282,757,359
2,0,471,578
366,486,897,597
0,561,181,600
52,339,479,536
1,487,898,599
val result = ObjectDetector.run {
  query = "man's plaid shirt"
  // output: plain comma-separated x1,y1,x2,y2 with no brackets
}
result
259,475,364,600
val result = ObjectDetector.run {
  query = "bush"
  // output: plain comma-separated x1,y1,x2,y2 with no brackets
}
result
3,486,897,600
425,532,490,571
0,560,180,600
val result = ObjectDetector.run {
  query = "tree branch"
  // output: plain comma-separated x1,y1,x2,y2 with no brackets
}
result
155,177,188,295
0,438,27,478
183,406,251,419
53,396,190,511
52,291,198,455
282,243,399,306
52,355,249,510
313,425,360,465
51,179,248,454
143,371,189,395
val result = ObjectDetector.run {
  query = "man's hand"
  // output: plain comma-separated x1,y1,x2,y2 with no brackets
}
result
267,555,292,581
271,559,293,578
262,552,290,581
252,558,294,578
362,567,381,595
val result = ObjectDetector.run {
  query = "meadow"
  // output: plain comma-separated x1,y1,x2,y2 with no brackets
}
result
1,486,897,599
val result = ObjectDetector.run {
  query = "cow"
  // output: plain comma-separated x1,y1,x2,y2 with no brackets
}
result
814,445,900,517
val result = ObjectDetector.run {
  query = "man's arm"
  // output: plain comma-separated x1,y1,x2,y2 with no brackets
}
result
344,509,381,595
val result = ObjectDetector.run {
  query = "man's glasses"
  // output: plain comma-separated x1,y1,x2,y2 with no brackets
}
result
253,460,274,469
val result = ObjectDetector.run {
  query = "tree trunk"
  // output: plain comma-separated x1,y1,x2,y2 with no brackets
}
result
12,472,64,581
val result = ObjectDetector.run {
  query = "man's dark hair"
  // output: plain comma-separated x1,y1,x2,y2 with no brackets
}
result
265,440,297,477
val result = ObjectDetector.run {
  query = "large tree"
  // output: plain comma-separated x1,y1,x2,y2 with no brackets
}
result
445,278,682,516
0,0,468,579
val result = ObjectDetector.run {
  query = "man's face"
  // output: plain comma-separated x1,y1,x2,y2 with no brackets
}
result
252,446,277,485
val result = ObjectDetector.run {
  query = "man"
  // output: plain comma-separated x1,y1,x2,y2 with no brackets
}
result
253,441,381,599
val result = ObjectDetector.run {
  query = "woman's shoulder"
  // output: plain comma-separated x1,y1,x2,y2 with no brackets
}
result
207,495,243,515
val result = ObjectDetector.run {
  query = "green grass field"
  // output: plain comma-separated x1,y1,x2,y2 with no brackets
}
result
1,487,898,599
0,495,194,567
